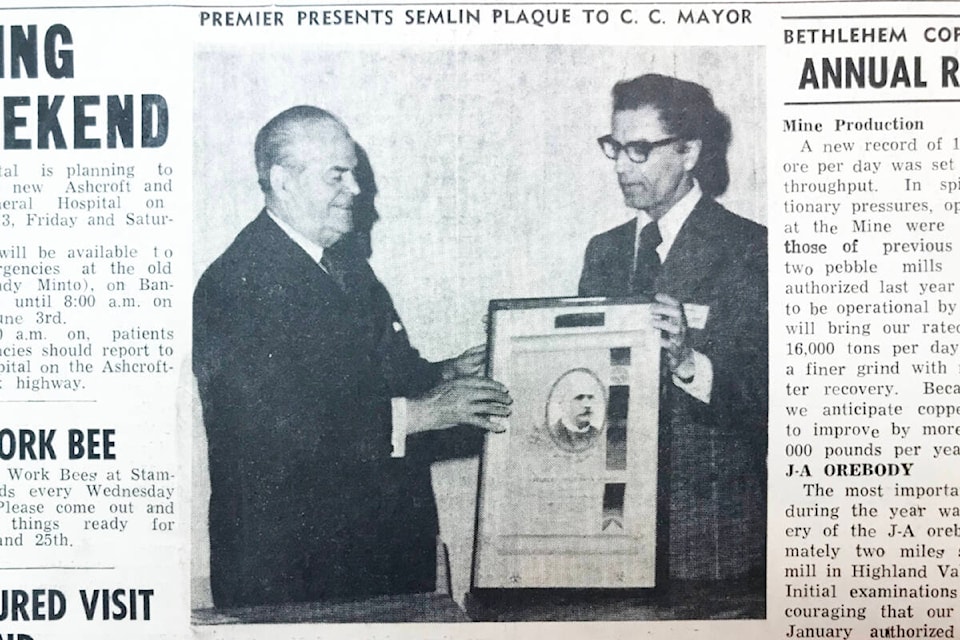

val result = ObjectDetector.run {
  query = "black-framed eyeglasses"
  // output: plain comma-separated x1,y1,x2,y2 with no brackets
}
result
597,135,679,163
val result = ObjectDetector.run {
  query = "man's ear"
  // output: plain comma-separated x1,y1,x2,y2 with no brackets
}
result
681,139,702,172
269,164,288,198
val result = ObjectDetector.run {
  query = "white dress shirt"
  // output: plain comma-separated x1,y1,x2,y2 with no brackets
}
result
266,208,327,265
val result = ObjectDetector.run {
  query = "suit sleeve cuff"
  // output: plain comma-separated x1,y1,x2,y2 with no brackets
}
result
391,397,408,458
673,350,712,404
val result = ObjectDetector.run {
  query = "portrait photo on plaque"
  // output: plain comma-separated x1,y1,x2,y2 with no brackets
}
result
472,298,662,591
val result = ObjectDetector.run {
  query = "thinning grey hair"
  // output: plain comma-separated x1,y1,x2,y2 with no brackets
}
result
254,105,343,193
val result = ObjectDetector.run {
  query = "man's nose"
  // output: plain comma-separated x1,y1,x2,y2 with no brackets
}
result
614,149,634,174
342,170,361,196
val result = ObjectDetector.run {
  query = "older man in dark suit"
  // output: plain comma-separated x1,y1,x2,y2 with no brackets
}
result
579,74,767,594
194,106,510,609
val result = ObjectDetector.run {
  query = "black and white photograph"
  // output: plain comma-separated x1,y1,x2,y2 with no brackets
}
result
546,368,606,454
10,3,960,640
473,297,662,595
190,45,767,624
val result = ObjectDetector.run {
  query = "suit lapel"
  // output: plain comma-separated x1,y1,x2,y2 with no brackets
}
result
658,198,727,300
247,211,382,354
603,218,637,295
252,210,347,301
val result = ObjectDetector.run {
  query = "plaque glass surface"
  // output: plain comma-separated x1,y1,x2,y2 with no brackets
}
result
473,297,660,589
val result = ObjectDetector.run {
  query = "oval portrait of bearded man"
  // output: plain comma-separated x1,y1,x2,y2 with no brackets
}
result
544,368,606,453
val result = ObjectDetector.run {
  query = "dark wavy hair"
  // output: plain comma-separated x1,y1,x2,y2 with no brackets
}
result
612,74,731,197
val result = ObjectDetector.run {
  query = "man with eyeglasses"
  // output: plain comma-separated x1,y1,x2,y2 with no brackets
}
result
580,74,767,603
194,106,511,609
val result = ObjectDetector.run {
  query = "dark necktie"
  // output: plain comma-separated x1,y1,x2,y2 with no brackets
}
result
320,246,370,298
320,247,379,334
321,248,399,372
632,222,662,297
319,252,348,293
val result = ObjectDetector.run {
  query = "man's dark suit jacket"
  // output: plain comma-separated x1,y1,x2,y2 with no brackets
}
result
579,197,767,582
194,211,445,608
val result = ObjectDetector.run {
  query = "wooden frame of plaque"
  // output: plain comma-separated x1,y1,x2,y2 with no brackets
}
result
471,296,665,596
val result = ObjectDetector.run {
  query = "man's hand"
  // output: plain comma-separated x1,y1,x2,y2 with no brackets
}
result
407,376,511,434
440,344,486,380
651,293,696,379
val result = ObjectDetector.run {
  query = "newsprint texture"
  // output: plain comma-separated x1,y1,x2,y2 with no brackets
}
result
0,0,958,638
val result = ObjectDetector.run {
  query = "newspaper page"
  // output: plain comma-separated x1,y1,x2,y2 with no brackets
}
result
0,0,958,638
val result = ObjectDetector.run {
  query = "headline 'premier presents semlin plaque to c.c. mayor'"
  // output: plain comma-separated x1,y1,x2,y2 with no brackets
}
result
473,297,661,589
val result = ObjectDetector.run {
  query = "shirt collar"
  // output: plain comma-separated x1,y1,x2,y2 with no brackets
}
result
266,208,326,265
635,180,703,262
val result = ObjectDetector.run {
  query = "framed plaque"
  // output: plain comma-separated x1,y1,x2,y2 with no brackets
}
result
472,297,661,591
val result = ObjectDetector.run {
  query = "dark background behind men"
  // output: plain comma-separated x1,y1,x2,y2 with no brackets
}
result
192,46,765,608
